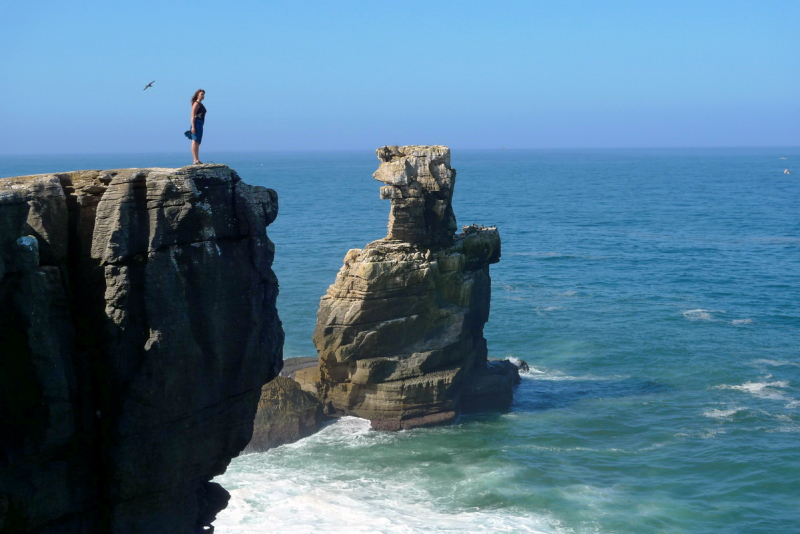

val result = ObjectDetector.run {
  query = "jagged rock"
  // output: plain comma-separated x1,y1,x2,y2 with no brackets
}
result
0,164,283,533
496,357,530,374
296,146,516,430
374,145,457,247
243,376,324,453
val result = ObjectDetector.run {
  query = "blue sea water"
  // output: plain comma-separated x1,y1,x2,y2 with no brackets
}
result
2,148,798,533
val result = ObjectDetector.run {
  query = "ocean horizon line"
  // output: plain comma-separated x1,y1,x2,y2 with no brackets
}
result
1,145,798,159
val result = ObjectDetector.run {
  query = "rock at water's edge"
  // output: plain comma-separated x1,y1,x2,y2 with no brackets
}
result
243,376,324,453
297,146,517,430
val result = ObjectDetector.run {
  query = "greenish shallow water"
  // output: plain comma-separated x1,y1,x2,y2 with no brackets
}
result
2,148,798,533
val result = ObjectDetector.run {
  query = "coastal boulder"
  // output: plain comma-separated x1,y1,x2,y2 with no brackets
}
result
244,376,325,453
297,146,517,430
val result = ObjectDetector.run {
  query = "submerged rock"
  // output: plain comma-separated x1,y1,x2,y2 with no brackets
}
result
297,146,517,430
0,165,283,533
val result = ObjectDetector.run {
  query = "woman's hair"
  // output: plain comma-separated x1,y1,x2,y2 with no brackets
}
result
191,89,205,103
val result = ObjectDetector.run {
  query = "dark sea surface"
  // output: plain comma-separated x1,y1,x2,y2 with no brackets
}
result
3,148,799,533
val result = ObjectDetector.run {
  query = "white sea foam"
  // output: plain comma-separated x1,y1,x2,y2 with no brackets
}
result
525,366,547,375
681,310,755,326
217,491,557,534
506,356,532,374
699,428,725,439
702,407,746,419
520,366,619,382
714,381,794,403
524,366,565,379
753,359,800,367
215,418,560,534
769,425,800,433
682,309,720,321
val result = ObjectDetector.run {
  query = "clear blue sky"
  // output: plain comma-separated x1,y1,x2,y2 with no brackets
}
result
2,0,798,154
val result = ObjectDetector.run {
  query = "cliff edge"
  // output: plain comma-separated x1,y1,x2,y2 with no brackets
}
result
297,146,518,430
0,164,283,533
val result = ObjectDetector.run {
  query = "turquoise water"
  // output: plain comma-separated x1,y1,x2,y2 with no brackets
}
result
3,149,798,533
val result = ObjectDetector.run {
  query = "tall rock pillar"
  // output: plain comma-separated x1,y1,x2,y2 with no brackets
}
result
297,146,518,430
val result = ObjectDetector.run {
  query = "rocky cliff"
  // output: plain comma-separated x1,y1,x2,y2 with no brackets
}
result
0,165,283,533
296,146,518,430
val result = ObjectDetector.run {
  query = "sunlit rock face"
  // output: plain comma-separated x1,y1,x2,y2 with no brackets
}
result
0,164,283,533
297,146,518,431
373,145,457,247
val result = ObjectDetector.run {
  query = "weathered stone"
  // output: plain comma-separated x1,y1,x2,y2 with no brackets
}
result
243,376,324,453
0,164,283,533
372,145,457,247
297,146,516,430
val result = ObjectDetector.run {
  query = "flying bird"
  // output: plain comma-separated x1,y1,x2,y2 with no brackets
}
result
143,80,155,91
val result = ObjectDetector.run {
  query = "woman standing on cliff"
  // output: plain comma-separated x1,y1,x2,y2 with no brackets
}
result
185,89,207,164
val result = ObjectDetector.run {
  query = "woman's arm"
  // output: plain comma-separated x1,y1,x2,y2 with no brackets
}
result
191,102,199,133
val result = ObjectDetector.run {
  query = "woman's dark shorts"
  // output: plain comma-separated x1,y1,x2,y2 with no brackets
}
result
184,119,204,143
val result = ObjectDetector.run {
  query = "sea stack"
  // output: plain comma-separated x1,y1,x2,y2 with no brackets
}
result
0,165,283,533
296,146,518,430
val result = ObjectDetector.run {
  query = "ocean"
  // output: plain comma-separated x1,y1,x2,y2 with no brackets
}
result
2,148,798,533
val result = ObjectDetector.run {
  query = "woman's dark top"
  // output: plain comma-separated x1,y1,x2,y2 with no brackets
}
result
194,102,207,121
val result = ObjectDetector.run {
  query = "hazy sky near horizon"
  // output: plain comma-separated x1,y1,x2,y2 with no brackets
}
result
2,0,798,154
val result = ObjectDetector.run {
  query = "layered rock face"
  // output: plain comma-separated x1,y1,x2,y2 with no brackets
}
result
297,146,517,430
243,376,323,454
0,165,283,533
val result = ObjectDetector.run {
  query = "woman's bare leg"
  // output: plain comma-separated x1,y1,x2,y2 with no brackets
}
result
192,141,200,163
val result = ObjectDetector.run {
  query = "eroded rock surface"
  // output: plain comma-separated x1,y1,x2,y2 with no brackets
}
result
243,376,324,454
0,165,283,533
297,146,518,430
